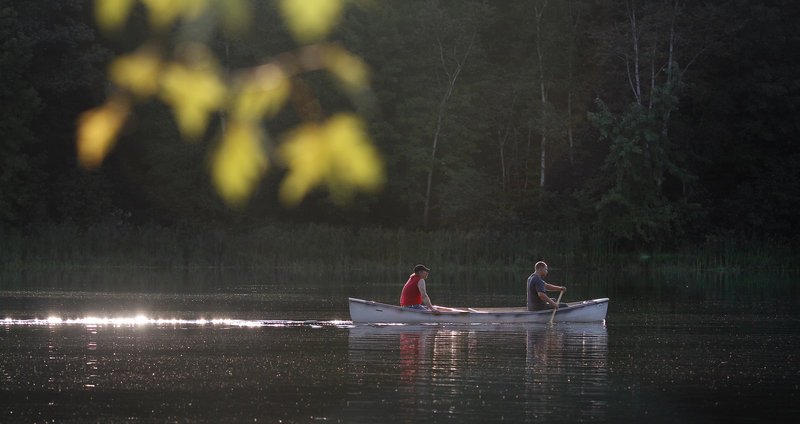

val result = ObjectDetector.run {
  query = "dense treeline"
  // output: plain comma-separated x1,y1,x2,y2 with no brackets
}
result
1,0,798,253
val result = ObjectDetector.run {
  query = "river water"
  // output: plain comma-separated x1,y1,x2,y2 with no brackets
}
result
1,268,798,423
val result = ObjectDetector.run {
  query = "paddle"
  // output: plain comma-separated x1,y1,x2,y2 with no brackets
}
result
433,305,469,313
549,290,564,324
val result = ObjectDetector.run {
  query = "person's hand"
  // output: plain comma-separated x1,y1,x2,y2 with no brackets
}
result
560,286,567,292
431,308,441,315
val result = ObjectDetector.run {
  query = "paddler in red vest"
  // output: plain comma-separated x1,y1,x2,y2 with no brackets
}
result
400,264,440,315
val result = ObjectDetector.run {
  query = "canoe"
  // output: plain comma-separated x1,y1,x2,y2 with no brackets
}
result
349,297,609,324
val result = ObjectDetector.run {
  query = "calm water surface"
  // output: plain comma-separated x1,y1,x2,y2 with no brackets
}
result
1,268,798,423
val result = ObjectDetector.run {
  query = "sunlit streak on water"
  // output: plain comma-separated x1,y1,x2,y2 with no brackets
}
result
2,316,353,328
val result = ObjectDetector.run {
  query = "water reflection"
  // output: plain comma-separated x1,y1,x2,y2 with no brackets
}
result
347,323,608,422
524,324,609,421
3,316,352,328
84,323,99,389
1,319,354,423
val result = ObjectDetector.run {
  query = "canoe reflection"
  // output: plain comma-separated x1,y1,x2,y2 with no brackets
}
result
347,324,608,421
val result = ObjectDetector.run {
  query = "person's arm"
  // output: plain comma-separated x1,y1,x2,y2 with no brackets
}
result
538,283,565,307
538,291,559,308
417,279,440,314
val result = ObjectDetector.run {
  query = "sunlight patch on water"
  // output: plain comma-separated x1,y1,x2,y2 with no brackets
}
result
2,316,353,328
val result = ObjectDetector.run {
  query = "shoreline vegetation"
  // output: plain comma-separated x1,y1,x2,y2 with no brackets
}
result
2,222,796,275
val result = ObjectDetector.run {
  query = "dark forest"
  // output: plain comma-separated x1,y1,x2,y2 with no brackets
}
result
2,0,798,264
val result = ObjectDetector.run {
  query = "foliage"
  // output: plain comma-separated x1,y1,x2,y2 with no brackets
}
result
77,0,384,207
1,0,110,229
588,91,685,246
1,0,798,254
0,6,43,225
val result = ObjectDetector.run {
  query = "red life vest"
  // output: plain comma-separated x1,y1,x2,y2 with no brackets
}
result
400,275,423,306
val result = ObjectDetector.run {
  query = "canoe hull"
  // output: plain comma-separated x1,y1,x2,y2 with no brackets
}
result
349,297,609,324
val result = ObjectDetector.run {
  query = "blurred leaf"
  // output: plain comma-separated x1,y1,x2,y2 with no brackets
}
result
278,0,344,44
85,0,382,212
278,124,327,206
324,44,370,93
159,60,226,139
232,64,290,122
279,113,384,206
324,114,384,193
94,0,137,31
212,122,268,206
109,46,162,98
76,95,131,169
140,0,210,30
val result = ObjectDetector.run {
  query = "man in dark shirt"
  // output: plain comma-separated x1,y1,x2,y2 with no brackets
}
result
527,261,567,311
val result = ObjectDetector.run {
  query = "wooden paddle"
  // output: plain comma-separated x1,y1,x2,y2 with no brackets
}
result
433,305,470,313
549,290,564,324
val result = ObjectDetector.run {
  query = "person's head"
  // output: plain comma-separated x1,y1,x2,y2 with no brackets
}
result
534,261,548,276
413,264,430,277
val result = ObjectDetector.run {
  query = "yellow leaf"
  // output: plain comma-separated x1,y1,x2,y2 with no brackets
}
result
278,0,344,44
94,0,136,31
109,46,162,98
279,113,383,206
212,122,268,206
232,64,290,122
324,44,370,93
140,0,210,30
325,114,383,191
76,95,130,168
278,123,328,206
159,61,227,139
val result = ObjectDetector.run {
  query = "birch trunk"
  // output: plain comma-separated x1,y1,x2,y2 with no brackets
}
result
534,1,548,188
567,0,580,168
627,1,643,105
662,0,678,138
423,34,475,228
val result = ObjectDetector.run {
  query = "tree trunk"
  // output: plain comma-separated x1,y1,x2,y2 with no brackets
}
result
626,1,643,105
567,88,574,167
498,93,517,193
662,0,678,138
523,126,532,191
499,127,506,192
423,112,443,227
423,33,475,228
567,0,580,168
534,1,548,188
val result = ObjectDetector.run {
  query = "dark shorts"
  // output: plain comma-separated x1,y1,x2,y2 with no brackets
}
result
404,304,428,311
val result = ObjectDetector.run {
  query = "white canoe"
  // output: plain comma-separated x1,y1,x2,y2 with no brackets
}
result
349,297,609,324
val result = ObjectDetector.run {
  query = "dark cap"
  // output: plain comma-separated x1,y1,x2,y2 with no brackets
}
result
413,264,430,273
